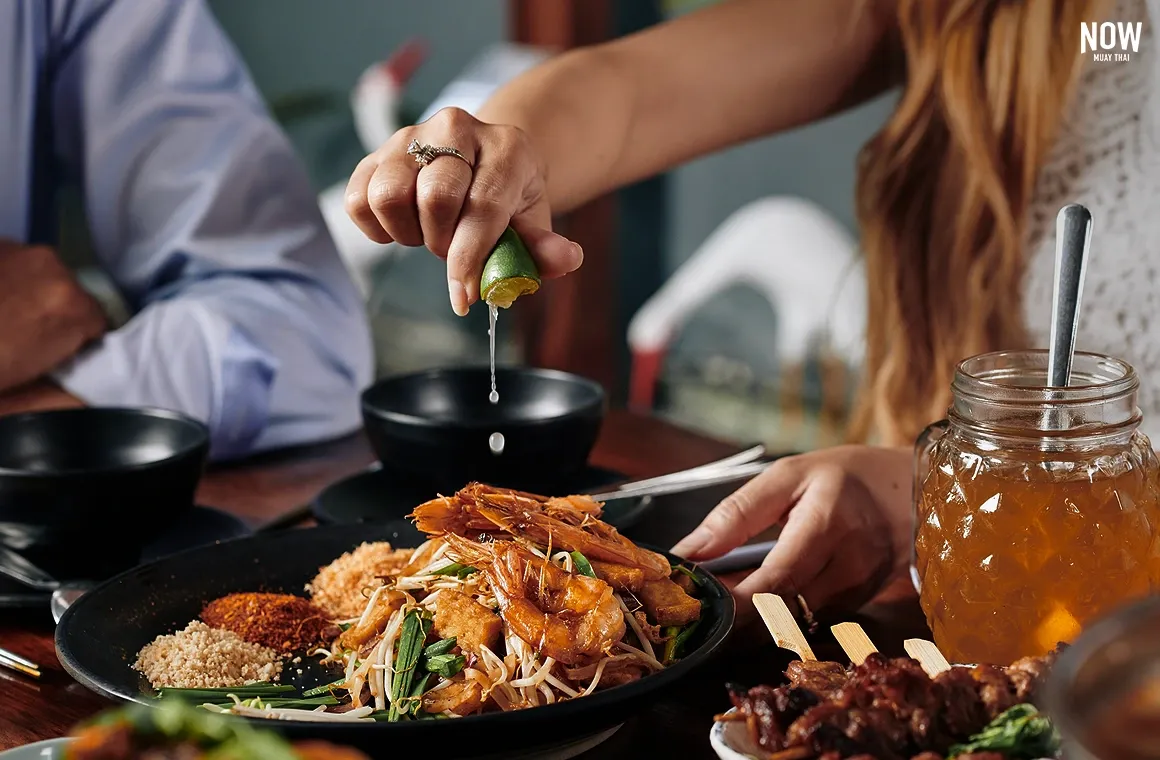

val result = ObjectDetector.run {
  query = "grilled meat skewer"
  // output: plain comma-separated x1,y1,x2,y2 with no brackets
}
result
725,649,1059,759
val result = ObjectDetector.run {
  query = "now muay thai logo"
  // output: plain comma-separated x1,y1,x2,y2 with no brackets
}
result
1081,21,1143,62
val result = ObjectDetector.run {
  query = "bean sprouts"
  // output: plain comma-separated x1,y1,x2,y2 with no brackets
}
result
618,595,657,661
295,488,705,721
510,657,555,688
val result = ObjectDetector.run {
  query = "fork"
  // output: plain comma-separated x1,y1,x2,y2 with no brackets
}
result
586,445,769,502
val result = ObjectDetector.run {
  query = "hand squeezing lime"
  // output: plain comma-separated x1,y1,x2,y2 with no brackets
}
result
480,227,540,309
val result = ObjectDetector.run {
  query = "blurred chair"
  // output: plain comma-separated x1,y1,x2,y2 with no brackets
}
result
626,196,865,422
317,40,426,298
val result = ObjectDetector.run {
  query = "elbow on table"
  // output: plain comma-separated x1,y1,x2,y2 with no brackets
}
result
52,291,375,462
209,314,374,462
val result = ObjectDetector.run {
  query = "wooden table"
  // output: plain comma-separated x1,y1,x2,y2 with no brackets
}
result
0,409,929,757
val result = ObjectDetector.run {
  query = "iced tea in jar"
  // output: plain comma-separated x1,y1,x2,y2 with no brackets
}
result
913,350,1160,665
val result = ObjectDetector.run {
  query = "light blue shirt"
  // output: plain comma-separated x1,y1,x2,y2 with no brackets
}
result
1,0,374,460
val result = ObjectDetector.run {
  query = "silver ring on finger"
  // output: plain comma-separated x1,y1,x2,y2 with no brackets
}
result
407,139,473,169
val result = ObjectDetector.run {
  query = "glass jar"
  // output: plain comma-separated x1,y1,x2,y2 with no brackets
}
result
913,350,1160,665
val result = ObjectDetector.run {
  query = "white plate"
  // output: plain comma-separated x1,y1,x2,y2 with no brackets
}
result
709,709,760,760
0,738,69,759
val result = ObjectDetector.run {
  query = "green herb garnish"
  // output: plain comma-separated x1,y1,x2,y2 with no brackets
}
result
388,610,426,721
301,678,345,698
671,563,704,587
660,626,682,664
949,704,1061,759
570,551,596,578
430,562,477,579
661,619,702,665
406,673,432,716
423,637,458,658
424,653,467,679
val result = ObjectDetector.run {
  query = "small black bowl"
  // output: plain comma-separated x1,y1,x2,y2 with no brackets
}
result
361,366,606,491
0,407,209,579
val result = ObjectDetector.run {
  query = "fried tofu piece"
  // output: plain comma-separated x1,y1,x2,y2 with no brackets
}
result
421,679,485,716
433,590,503,655
638,578,701,626
338,590,406,649
590,560,646,592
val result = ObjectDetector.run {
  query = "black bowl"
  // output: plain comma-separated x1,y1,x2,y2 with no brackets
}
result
361,367,606,491
56,522,734,758
0,407,209,579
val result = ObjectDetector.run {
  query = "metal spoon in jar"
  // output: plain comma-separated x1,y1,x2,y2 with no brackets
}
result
1047,203,1093,389
1045,204,1093,432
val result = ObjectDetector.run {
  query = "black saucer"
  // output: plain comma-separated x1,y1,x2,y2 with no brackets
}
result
0,505,251,609
312,464,658,531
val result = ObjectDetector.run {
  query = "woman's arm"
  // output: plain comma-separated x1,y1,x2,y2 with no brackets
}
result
345,0,900,314
479,0,900,213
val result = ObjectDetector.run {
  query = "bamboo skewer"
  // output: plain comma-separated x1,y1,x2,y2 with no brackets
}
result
752,593,954,677
830,622,878,666
904,638,953,676
752,593,816,661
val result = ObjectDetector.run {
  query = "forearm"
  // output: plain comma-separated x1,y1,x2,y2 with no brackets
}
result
0,380,84,417
0,245,107,392
53,280,372,460
477,48,634,213
478,0,900,215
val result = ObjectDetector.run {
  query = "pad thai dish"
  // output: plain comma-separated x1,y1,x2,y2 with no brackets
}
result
133,483,709,722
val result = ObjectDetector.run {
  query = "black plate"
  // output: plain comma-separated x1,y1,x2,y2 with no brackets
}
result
312,465,656,532
0,506,251,609
56,523,733,758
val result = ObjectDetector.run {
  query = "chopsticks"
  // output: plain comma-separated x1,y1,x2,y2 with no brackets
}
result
0,647,40,679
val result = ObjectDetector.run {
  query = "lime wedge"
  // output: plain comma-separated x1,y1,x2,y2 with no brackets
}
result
480,227,540,309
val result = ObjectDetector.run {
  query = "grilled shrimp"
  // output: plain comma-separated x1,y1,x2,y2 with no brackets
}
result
442,534,626,666
412,483,671,581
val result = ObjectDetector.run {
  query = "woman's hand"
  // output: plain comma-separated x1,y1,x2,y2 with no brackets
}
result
673,445,913,615
344,107,584,316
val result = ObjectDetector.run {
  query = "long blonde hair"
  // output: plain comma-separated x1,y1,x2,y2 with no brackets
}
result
850,0,1102,445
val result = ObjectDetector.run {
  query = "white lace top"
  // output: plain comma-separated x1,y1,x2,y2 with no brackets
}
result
1023,0,1160,441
